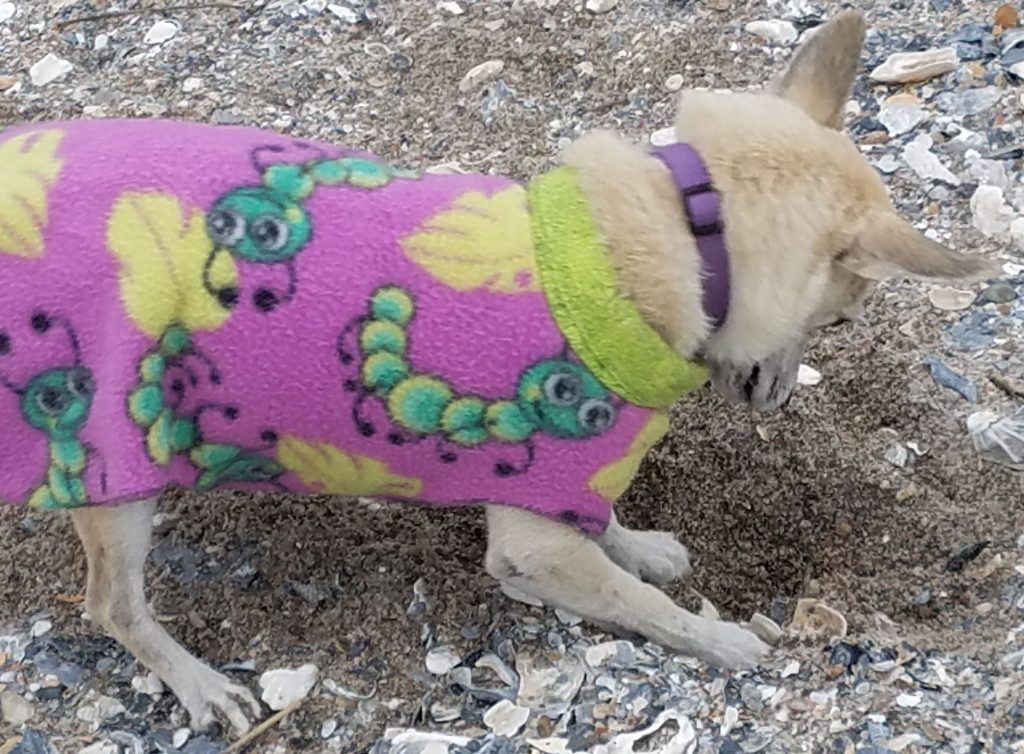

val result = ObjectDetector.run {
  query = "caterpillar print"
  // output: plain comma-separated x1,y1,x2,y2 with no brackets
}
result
337,286,621,477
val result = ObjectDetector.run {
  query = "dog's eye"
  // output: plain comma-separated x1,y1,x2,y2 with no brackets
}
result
37,387,69,415
250,215,290,252
578,399,616,434
208,208,245,246
543,372,582,406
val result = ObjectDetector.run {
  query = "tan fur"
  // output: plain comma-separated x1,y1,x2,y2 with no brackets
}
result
63,10,1000,737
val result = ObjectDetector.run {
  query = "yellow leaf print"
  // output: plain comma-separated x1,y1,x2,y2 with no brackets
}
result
588,412,670,503
402,186,539,293
107,192,237,337
0,130,64,258
277,435,422,498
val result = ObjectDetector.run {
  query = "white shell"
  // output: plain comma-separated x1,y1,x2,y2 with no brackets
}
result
967,409,1024,470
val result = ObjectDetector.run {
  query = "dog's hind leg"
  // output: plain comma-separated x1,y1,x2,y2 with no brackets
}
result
485,505,768,670
71,498,262,734
596,510,692,586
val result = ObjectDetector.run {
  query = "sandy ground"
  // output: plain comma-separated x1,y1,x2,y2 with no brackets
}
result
1,0,1022,752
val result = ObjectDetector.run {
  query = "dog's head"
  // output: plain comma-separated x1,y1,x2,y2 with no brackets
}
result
671,10,997,410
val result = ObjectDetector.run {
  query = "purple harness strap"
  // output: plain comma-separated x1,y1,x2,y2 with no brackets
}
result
652,144,731,330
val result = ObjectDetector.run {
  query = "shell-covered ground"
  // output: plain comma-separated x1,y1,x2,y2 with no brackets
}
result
1,1,1023,753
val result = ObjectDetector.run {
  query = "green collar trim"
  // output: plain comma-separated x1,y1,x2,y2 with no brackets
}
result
527,167,709,409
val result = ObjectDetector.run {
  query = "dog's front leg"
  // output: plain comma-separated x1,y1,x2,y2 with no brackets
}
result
596,510,693,585
485,505,768,670
71,498,262,734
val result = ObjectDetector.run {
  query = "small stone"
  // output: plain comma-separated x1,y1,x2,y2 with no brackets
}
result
0,2,12,22
172,728,190,749
977,281,1017,304
870,48,957,83
788,598,847,639
258,664,318,711
0,74,16,91
996,4,1019,29
0,690,34,725
144,20,179,44
321,718,338,738
902,134,960,186
650,126,675,146
459,60,504,93
780,660,801,678
79,743,118,754
29,53,73,86
483,699,530,737
928,286,975,311
797,364,822,386
585,640,636,668
884,443,910,468
665,73,684,92
878,101,926,136
76,694,126,726
437,0,463,13
976,601,994,616
182,76,203,93
875,155,901,174
131,671,165,696
29,620,52,638
327,3,358,22
748,613,784,645
425,646,460,675
971,185,1015,237
896,692,922,707
939,87,1003,115
585,0,618,13
744,19,798,45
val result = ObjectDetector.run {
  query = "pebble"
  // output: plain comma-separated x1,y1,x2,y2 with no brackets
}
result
131,671,165,696
976,281,1017,304
967,408,1024,470
937,87,1002,115
75,694,126,726
425,645,461,675
664,73,684,92
650,127,675,146
0,2,12,23
584,640,636,668
870,48,957,83
928,286,975,311
0,690,34,725
749,613,784,645
875,155,901,174
321,718,338,739
0,74,16,91
79,743,118,754
459,60,504,93
744,19,798,45
923,357,979,402
902,134,960,186
585,0,618,13
884,443,910,469
970,185,1015,238
797,364,822,386
144,20,179,45
878,102,925,137
995,3,1019,29
258,664,318,711
28,53,73,87
437,0,464,14
896,692,922,708
483,699,530,737
327,3,358,23
788,598,847,639
29,620,52,638
172,728,191,748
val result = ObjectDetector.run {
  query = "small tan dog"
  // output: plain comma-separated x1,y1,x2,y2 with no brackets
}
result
47,9,992,734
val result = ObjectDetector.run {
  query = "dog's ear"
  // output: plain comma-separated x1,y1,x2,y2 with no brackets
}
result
840,212,999,282
769,10,866,130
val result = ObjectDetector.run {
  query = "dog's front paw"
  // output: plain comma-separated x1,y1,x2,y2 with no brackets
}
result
694,621,770,670
176,667,263,736
606,528,693,585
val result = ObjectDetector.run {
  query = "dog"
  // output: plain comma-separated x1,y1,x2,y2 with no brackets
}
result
0,10,995,734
